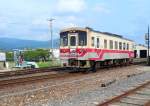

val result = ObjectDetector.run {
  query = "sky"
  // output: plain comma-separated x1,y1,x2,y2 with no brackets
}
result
0,0,150,44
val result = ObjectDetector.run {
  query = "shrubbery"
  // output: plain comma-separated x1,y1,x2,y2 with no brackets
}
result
6,49,50,62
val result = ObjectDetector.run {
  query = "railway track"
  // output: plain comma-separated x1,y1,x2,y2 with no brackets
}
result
0,71,71,89
0,58,146,79
0,67,65,78
0,67,74,89
0,62,146,90
98,81,150,106
0,64,148,106
0,65,128,89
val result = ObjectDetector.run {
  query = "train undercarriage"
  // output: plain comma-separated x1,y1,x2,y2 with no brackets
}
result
62,58,133,72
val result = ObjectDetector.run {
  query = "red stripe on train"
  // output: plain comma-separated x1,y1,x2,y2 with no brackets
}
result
60,48,134,60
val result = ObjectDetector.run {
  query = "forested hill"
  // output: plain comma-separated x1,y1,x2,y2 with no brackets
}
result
0,38,59,51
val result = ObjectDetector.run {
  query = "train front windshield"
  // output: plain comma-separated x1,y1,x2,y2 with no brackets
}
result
60,32,68,46
60,31,87,47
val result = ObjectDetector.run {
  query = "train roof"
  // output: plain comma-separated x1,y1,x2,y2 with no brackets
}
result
60,27,86,32
86,27,134,42
60,27,134,42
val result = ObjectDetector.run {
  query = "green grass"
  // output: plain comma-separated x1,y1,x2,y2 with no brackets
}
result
7,61,15,68
7,60,61,68
37,60,61,68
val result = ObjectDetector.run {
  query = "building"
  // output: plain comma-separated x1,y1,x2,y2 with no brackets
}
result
0,52,6,69
134,44,150,58
49,49,60,59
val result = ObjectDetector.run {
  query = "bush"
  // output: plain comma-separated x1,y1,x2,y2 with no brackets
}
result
6,49,50,62
24,49,50,62
6,52,14,61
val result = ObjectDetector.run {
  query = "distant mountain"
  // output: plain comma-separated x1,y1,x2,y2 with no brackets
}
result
0,37,59,51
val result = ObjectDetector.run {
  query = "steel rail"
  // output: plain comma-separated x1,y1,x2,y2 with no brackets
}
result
0,67,64,78
0,71,69,89
98,81,150,106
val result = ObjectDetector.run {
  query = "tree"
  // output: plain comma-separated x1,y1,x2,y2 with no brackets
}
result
6,52,14,61
23,49,50,62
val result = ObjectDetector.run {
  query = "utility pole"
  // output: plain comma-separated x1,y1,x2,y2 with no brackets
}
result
148,25,150,65
48,18,55,60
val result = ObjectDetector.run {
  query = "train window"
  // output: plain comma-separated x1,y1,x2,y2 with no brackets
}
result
104,39,107,49
127,43,129,50
123,43,126,50
60,32,68,46
78,31,87,46
109,40,113,49
97,38,100,48
70,36,76,46
119,42,122,50
91,37,95,47
132,44,135,50
115,41,118,50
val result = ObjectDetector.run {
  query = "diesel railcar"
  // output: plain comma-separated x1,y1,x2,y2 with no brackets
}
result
60,27,135,71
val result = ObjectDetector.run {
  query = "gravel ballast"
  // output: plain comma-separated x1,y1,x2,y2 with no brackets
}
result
30,71,150,106
0,65,150,106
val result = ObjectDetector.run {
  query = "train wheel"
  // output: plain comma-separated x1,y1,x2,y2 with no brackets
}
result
69,67,80,73
89,61,97,72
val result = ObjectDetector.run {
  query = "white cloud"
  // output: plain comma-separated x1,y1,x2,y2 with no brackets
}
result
62,23,78,29
53,15,80,29
57,0,86,13
93,4,110,14
31,18,48,26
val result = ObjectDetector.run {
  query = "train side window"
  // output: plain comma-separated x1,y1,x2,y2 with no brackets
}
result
78,31,87,46
91,37,95,47
123,43,126,50
115,41,118,50
127,43,129,50
109,40,113,49
132,44,135,50
104,39,107,49
97,38,100,48
119,42,122,50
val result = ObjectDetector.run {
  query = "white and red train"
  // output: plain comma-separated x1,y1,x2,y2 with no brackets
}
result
60,27,135,71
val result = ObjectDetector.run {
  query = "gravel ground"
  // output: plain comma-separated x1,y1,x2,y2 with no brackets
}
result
0,65,149,106
0,69,12,72
55,71,150,106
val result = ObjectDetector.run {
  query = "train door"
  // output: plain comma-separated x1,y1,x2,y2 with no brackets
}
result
134,50,137,58
69,33,78,48
95,37,101,68
68,33,79,66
